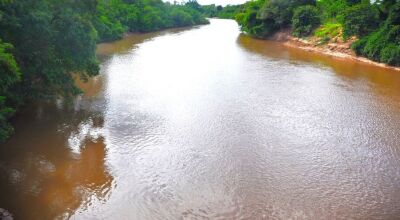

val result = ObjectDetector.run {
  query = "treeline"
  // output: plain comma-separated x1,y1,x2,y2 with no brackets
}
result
0,0,208,142
95,0,209,41
235,0,400,66
202,4,243,19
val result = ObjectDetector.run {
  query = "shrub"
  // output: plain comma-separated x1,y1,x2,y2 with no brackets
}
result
386,2,400,25
351,38,367,55
349,2,400,66
292,5,321,37
380,44,400,66
314,23,342,41
261,0,317,28
171,9,194,27
387,25,400,43
0,40,20,142
362,29,386,61
340,4,379,38
317,0,348,21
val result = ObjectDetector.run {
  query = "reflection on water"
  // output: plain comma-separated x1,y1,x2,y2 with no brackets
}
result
0,100,112,219
96,26,196,60
1,19,400,219
238,35,400,98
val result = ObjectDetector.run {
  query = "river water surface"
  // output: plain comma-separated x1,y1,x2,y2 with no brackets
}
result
1,19,400,220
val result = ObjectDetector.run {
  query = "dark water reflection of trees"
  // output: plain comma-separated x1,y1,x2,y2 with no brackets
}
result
0,100,112,220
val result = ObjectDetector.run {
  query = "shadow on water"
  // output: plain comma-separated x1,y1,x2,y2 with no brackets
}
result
0,99,112,220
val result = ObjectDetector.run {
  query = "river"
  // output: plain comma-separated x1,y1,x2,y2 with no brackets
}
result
1,19,400,220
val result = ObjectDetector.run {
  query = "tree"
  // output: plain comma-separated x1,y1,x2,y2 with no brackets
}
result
236,0,272,37
317,0,349,20
292,5,321,37
186,0,203,12
260,0,317,28
340,3,380,38
0,0,100,99
171,9,194,27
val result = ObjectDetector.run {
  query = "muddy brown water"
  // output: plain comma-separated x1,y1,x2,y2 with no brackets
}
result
1,19,400,220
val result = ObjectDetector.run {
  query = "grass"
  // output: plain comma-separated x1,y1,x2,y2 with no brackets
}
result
314,23,343,43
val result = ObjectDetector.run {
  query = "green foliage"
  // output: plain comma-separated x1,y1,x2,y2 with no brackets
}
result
202,4,243,19
292,5,321,37
171,8,194,27
236,0,317,37
351,2,400,66
346,0,362,6
0,39,19,141
201,4,218,17
94,0,129,41
235,0,272,37
94,15,125,42
94,0,208,41
361,29,386,61
0,0,100,139
351,37,367,55
340,3,380,38
314,23,342,40
0,96,14,142
375,0,398,20
261,0,316,28
0,0,100,100
380,44,400,65
243,4,278,37
317,0,348,21
0,0,208,141
186,0,203,12
0,40,20,94
235,0,400,67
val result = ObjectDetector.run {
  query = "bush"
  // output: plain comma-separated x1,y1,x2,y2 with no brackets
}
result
317,0,349,21
340,4,379,38
261,0,317,28
292,5,321,37
361,29,386,61
386,2,400,25
314,23,342,41
171,9,194,27
380,44,400,66
351,38,367,55
0,40,20,142
236,0,318,38
387,25,400,43
235,0,267,37
350,2,400,66
94,16,125,41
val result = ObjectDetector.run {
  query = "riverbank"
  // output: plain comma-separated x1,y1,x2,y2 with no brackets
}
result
268,30,400,72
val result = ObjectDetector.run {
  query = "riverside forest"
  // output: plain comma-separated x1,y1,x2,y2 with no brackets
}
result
0,0,209,142
1,0,400,219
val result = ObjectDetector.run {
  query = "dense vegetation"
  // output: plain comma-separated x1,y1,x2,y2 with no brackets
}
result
0,0,208,142
235,0,400,66
202,4,243,19
95,0,209,41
